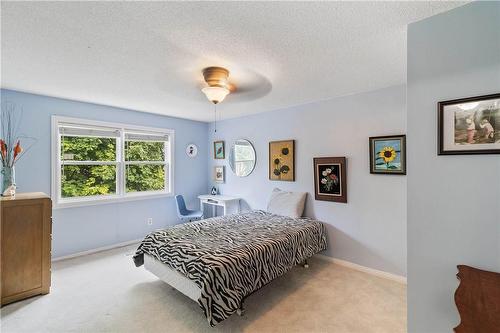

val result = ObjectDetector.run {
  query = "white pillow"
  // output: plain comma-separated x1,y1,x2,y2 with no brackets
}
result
267,188,307,218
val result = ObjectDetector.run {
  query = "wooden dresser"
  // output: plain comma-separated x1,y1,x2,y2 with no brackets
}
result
1,192,52,306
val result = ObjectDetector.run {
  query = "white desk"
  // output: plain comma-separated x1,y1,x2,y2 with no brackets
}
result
198,195,240,217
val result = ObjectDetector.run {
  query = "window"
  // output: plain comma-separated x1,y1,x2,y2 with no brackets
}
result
124,132,168,193
52,116,174,208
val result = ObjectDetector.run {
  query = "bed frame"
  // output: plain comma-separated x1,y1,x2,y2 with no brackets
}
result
144,254,309,315
144,254,200,301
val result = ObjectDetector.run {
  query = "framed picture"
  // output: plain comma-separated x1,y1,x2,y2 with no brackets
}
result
214,141,225,159
213,166,225,183
185,143,198,158
369,135,406,175
438,93,500,155
269,140,295,181
313,157,347,203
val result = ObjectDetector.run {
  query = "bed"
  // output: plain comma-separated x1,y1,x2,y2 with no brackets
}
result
133,209,327,326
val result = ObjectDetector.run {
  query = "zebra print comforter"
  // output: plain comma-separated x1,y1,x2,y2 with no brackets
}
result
133,210,327,326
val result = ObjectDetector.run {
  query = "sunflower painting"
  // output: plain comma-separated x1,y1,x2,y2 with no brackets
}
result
369,135,406,175
269,140,295,181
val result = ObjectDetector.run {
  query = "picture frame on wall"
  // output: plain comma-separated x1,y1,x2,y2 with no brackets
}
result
185,143,198,158
214,166,225,183
313,157,347,203
438,93,500,155
213,140,225,159
369,135,407,175
269,140,295,181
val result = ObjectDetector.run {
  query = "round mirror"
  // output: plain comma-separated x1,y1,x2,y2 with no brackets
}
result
229,139,256,177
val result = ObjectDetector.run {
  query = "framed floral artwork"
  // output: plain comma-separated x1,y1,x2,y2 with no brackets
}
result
438,93,500,155
214,166,225,183
213,140,225,159
269,140,295,181
313,157,347,203
369,135,406,175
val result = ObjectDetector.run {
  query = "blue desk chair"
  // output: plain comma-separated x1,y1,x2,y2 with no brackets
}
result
175,195,203,223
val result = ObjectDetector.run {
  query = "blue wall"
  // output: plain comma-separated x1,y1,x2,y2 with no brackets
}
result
1,86,408,278
0,89,208,258
407,2,500,331
208,85,407,277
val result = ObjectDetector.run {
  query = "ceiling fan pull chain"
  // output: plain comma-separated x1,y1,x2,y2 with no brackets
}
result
214,104,217,133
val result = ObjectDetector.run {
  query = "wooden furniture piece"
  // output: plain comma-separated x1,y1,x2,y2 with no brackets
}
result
1,192,52,306
454,265,500,332
198,195,240,217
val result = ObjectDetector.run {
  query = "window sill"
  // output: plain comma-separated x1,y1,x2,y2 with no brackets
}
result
53,192,174,209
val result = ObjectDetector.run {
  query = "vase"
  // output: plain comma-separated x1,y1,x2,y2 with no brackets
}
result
1,166,16,196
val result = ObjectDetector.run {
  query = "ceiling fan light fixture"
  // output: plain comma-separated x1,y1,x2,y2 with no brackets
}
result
202,86,230,104
201,66,231,104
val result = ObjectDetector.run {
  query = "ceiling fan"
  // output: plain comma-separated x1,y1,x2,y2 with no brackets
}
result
201,66,232,105
199,66,272,130
200,66,270,102
200,66,234,132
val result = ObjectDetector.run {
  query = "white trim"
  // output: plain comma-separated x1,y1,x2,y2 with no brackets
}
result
53,116,174,135
51,115,175,209
53,192,174,210
315,254,407,284
124,161,166,165
52,238,142,262
61,161,119,165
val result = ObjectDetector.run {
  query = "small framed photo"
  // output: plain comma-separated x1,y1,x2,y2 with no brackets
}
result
213,166,225,183
369,135,406,175
313,157,347,203
438,93,500,155
214,141,225,159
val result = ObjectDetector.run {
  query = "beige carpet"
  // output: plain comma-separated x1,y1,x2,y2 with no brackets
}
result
1,245,406,333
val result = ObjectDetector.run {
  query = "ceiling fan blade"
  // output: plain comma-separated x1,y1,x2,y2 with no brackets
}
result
226,80,272,102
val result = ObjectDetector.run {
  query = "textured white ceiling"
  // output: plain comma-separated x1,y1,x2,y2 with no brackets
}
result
1,1,466,122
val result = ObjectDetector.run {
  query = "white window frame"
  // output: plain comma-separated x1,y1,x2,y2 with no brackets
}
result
51,116,175,209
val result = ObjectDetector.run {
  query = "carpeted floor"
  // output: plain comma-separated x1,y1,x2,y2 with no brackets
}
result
1,245,406,333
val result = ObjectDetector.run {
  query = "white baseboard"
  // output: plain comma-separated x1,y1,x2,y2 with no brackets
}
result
315,254,407,284
52,238,143,262
52,241,407,284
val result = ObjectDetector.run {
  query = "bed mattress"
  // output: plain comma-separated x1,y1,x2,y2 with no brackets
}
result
134,210,327,326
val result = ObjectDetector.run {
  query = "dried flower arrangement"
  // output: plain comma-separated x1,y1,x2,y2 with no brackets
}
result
1,102,36,196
